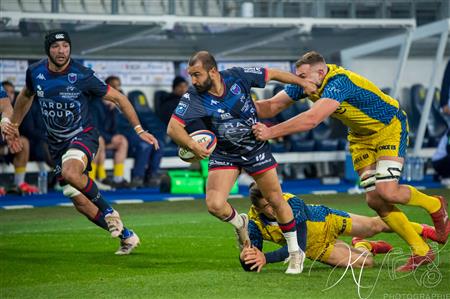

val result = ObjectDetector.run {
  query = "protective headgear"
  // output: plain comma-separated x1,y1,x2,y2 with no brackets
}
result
44,30,71,56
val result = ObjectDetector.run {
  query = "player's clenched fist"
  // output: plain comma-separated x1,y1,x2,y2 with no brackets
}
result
252,122,271,141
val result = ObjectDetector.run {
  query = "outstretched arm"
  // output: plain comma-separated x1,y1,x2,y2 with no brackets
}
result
254,90,294,119
103,87,159,149
241,219,307,272
253,98,340,141
266,68,317,95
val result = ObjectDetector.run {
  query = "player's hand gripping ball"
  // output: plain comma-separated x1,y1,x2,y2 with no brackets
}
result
178,130,217,162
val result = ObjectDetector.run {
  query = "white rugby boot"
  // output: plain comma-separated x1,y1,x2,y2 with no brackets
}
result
115,232,140,255
234,213,250,251
285,249,305,274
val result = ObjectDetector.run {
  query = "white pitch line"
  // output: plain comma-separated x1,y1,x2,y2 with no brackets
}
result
58,203,74,207
229,194,244,199
2,205,34,210
113,199,144,204
165,197,195,202
311,190,338,195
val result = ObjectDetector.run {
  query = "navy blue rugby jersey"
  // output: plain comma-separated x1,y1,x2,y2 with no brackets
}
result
0,86,7,99
26,59,108,143
172,67,268,156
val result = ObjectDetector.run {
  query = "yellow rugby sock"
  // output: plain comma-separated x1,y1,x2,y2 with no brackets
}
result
406,186,441,213
98,164,107,180
354,240,372,253
15,166,26,175
409,222,423,235
113,163,124,178
14,167,26,186
382,207,429,256
89,163,97,180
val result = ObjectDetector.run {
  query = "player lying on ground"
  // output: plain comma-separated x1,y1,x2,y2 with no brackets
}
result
240,183,440,272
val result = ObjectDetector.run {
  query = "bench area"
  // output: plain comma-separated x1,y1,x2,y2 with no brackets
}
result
0,149,436,181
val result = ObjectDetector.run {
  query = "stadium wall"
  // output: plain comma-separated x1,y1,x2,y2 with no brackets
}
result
350,57,449,103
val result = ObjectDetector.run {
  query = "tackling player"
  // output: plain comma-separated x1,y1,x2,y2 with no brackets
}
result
251,51,449,271
3,30,159,255
167,51,316,274
240,183,439,272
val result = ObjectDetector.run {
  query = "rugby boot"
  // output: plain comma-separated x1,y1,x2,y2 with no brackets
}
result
115,231,140,255
396,249,435,272
235,213,250,251
430,196,449,243
352,237,393,255
420,224,443,244
285,249,305,274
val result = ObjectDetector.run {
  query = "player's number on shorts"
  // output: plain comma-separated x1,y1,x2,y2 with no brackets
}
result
256,153,265,162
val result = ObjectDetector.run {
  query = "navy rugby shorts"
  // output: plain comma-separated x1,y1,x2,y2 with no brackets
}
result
208,142,277,176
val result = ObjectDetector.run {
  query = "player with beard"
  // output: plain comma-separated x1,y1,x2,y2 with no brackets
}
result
167,51,316,274
3,30,159,255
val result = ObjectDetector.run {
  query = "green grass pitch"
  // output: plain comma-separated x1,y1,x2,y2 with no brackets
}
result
1,189,449,298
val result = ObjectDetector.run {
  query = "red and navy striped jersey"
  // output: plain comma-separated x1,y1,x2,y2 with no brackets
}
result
172,67,267,156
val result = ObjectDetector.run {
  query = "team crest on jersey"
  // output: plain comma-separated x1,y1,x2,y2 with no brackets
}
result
68,73,77,84
36,73,46,80
230,83,241,95
175,102,189,116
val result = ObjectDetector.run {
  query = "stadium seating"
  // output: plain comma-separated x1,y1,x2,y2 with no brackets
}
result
277,99,315,152
128,90,166,138
410,84,448,146
153,90,170,118
312,117,341,151
127,90,179,157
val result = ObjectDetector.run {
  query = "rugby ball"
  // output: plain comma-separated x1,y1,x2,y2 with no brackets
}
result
178,130,217,162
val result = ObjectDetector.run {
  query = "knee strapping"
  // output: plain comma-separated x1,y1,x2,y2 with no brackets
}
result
62,184,81,198
61,149,87,171
375,160,403,183
360,169,376,192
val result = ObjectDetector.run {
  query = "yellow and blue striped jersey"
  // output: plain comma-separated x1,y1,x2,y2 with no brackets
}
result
247,193,349,249
284,64,400,136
